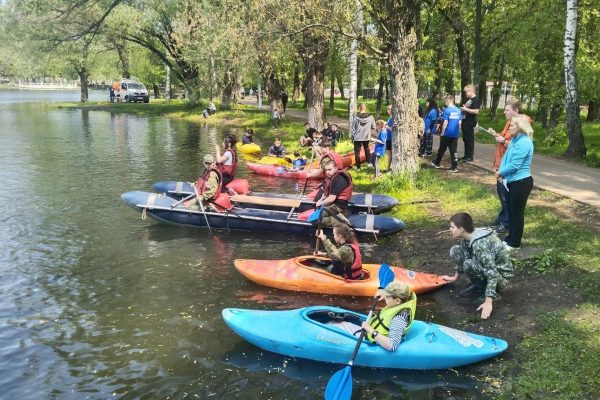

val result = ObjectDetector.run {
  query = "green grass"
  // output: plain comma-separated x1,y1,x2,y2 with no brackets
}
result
476,113,600,168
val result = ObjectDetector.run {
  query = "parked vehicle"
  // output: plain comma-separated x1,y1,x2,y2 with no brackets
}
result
114,79,149,103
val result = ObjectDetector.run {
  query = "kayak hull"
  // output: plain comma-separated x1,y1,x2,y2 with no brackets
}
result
152,181,400,214
121,191,405,237
222,306,508,370
246,163,316,179
234,256,447,295
236,142,262,154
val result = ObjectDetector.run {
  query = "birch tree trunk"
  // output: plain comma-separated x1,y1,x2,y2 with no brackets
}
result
563,0,586,157
348,0,362,131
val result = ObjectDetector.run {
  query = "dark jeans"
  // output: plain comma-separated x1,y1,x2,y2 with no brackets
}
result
353,141,370,169
462,124,475,159
496,180,510,229
434,136,458,169
506,176,533,248
419,133,433,155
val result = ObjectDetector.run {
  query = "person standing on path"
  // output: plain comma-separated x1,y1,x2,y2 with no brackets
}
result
351,103,375,169
385,104,394,172
487,100,530,234
420,98,439,157
496,114,534,251
432,95,462,172
281,91,288,114
460,85,481,161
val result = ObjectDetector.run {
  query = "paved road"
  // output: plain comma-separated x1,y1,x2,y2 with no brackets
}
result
243,100,600,208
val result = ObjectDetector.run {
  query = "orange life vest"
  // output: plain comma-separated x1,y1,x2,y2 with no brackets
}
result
324,170,353,203
218,149,237,178
332,242,363,280
196,168,223,200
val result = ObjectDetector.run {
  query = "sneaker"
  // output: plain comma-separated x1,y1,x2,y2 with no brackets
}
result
449,168,460,173
502,241,519,251
496,224,508,234
459,284,483,297
431,162,441,169
425,153,433,157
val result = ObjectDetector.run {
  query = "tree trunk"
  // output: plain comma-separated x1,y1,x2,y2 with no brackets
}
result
445,47,455,98
209,56,217,100
115,41,130,79
348,0,362,128
456,36,471,104
433,45,444,99
292,65,300,107
165,64,171,100
304,57,328,130
548,102,563,128
153,84,159,99
587,100,600,121
262,69,283,113
337,73,345,99
473,0,483,95
77,68,89,103
222,67,239,109
386,4,420,177
330,69,335,112
375,63,385,119
563,0,586,157
489,56,505,121
357,56,363,99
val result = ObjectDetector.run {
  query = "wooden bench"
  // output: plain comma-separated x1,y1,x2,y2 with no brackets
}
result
230,194,302,209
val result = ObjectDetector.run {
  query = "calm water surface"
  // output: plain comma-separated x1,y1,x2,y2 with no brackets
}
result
0,90,489,399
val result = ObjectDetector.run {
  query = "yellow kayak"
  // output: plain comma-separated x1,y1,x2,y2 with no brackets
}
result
255,155,291,166
236,142,262,154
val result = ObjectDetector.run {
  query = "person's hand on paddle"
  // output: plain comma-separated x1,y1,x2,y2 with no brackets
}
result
488,128,497,136
440,272,459,283
360,321,375,335
477,297,494,319
316,230,327,241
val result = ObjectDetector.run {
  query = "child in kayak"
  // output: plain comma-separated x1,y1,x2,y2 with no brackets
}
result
268,137,286,157
316,226,364,280
440,212,513,319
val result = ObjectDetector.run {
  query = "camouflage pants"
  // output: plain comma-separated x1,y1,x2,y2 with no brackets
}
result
450,245,509,292
319,204,351,228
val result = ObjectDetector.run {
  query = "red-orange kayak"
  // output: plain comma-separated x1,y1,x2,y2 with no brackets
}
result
234,255,447,296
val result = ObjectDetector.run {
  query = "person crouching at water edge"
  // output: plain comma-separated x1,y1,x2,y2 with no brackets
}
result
314,159,352,227
327,281,416,352
441,212,513,320
187,154,225,211
315,226,364,280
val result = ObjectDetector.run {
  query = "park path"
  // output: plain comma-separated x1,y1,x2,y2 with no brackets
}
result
241,99,600,208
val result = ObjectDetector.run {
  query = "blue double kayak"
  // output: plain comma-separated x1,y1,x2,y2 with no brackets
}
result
121,191,405,238
153,180,400,215
222,306,508,370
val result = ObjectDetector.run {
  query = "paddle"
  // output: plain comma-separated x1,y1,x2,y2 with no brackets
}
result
170,192,196,209
299,146,316,197
310,206,324,253
193,183,213,233
324,263,395,400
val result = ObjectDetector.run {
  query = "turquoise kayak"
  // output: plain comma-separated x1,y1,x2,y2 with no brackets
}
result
222,306,508,370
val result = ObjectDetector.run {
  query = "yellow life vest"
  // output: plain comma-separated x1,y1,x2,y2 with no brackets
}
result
366,292,417,343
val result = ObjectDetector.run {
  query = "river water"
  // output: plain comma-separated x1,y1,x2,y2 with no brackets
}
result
0,90,487,399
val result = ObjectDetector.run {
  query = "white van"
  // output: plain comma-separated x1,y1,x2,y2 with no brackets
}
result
114,79,150,103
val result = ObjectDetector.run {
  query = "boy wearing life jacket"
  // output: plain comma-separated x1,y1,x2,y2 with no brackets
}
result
441,212,513,319
315,159,353,227
316,227,364,280
361,281,416,351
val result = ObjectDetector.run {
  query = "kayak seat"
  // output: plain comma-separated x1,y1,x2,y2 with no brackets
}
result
307,310,363,326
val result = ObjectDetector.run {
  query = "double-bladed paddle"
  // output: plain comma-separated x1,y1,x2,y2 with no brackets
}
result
324,263,395,400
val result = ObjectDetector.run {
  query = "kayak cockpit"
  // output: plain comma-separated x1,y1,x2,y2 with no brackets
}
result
305,309,364,326
295,256,373,281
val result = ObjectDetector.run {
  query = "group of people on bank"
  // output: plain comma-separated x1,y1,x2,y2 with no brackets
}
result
192,87,534,352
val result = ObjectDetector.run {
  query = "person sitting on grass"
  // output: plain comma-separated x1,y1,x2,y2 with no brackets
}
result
268,137,286,157
202,101,217,118
440,212,513,320
300,122,317,147
316,226,364,280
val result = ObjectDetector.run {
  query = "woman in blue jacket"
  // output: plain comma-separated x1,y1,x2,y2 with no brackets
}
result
496,114,534,250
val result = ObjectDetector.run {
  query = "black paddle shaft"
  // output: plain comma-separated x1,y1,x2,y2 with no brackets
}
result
348,298,380,366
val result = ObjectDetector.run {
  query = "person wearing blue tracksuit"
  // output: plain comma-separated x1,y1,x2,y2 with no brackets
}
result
420,99,439,156
432,95,462,172
496,114,534,251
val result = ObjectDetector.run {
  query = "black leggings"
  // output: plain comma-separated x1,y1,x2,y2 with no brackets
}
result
506,176,533,248
353,141,370,169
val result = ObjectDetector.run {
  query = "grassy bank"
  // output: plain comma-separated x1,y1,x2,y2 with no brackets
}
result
61,100,600,397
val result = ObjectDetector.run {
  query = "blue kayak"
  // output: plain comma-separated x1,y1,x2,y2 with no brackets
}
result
153,180,400,215
222,306,508,370
121,191,405,238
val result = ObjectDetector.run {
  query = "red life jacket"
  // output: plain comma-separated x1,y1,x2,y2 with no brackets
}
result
332,242,363,280
218,149,237,178
321,150,344,170
195,168,223,200
324,170,353,202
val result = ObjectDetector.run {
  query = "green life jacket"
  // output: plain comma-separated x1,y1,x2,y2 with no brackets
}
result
366,292,417,343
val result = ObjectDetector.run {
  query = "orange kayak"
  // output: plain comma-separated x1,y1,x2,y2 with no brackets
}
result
234,255,447,296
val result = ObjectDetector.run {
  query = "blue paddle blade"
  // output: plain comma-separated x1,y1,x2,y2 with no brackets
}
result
325,366,352,400
378,263,395,288
307,207,322,222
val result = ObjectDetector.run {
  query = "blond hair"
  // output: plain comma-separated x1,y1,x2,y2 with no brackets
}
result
464,84,476,93
511,114,534,138
375,119,386,129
